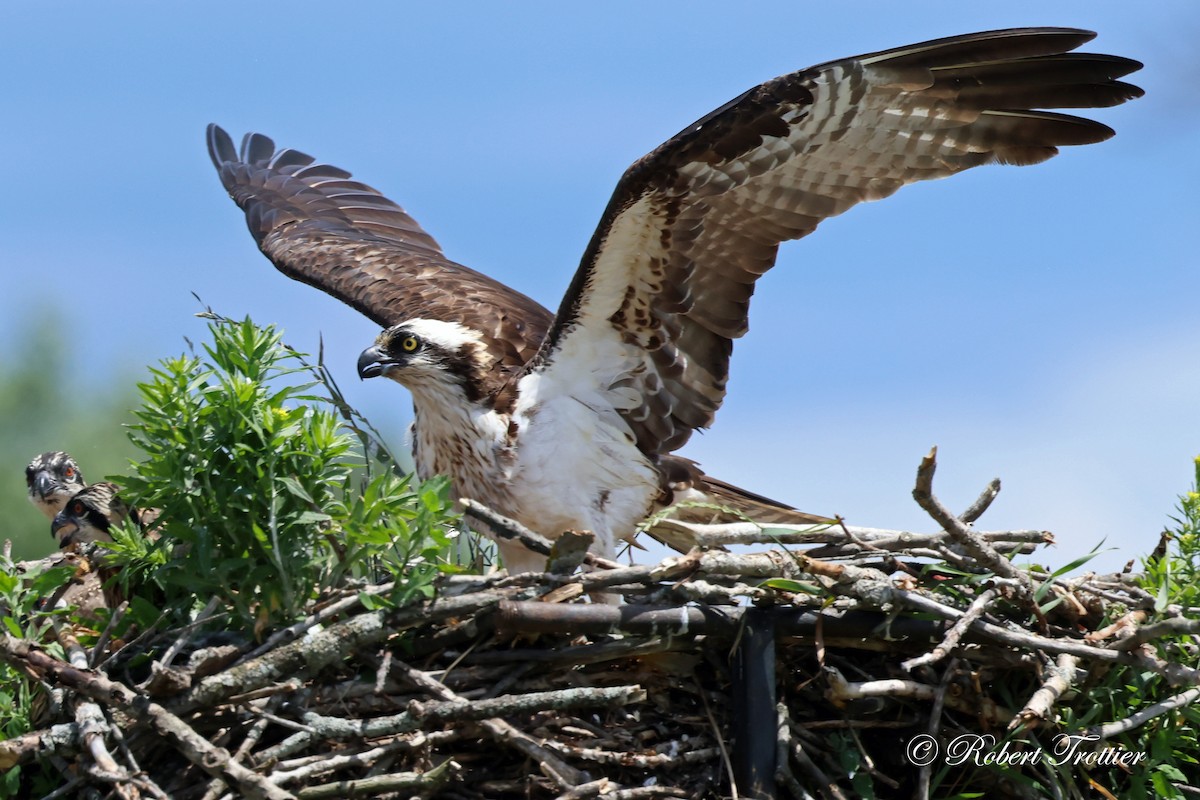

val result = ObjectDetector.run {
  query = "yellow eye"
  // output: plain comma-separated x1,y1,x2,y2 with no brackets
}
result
400,336,419,353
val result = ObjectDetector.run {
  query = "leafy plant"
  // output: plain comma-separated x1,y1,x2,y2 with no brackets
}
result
0,550,77,795
112,315,458,631
1043,456,1200,799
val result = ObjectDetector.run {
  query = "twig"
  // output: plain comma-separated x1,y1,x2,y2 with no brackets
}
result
556,786,691,800
155,596,222,673
176,586,527,712
293,758,459,799
893,588,1200,681
911,448,1035,594
916,659,959,800
555,779,620,799
698,685,737,800
243,582,394,663
901,587,999,671
270,736,442,786
90,600,129,669
0,635,294,800
1087,685,1200,740
1111,616,1200,650
823,666,1011,726
463,637,684,670
572,789,691,799
960,478,1002,523
75,702,127,785
0,721,81,767
650,518,1046,552
48,618,140,798
787,734,848,800
200,698,282,800
394,659,586,789
774,704,806,800
542,739,720,768
408,685,646,723
258,684,639,775
460,499,622,571
1010,653,1080,732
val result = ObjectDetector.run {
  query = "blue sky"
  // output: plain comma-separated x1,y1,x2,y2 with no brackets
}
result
2,3,1196,573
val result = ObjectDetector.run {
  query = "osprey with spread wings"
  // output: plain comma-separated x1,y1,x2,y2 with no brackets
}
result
208,28,1141,573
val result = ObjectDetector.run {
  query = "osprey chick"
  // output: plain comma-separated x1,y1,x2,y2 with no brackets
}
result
210,28,1141,573
26,451,87,521
51,482,132,549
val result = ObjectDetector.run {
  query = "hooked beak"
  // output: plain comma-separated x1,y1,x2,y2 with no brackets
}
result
357,344,387,380
51,515,78,547
34,471,55,500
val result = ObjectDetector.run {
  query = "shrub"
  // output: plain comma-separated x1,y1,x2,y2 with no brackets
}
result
111,314,458,631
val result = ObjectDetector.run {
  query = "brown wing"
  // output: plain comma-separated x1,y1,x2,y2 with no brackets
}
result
529,28,1142,455
207,125,553,392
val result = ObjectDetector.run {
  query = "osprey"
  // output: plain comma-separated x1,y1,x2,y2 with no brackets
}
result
50,482,130,549
209,28,1141,573
26,451,87,521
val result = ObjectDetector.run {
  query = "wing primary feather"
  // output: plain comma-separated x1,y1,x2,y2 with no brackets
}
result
207,123,554,397
527,27,1142,459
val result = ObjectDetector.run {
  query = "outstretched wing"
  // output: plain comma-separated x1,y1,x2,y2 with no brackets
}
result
207,125,553,393
528,28,1142,455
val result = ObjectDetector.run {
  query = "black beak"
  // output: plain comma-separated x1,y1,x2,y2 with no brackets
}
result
34,471,55,499
357,345,387,380
51,514,77,547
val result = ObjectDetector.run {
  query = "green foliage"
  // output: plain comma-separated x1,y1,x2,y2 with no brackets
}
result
0,559,72,652
0,549,76,794
111,315,457,629
1022,456,1200,799
1092,455,1200,796
0,315,459,793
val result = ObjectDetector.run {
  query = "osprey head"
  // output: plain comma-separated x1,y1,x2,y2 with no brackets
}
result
357,319,489,403
26,451,87,520
50,482,128,548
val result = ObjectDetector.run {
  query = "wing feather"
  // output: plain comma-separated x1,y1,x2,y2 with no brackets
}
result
528,27,1142,455
207,124,552,394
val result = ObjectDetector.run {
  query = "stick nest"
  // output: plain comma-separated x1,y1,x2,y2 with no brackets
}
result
3,449,1192,799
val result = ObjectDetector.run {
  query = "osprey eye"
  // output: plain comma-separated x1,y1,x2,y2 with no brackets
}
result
71,500,84,515
400,336,420,353
63,466,75,479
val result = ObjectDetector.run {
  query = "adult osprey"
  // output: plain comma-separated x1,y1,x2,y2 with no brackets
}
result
209,28,1141,574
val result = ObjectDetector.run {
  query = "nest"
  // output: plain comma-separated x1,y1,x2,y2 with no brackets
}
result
2,450,1189,799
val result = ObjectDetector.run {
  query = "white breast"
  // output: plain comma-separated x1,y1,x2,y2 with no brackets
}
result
508,343,660,562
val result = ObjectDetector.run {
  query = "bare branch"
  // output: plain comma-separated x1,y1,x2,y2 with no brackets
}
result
1010,653,1080,732
912,448,1035,594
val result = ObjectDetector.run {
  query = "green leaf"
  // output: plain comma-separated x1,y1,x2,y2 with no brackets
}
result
2,617,23,638
29,566,77,596
1156,764,1187,782
760,577,820,594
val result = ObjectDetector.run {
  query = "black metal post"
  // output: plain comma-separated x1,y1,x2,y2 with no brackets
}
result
732,607,777,799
